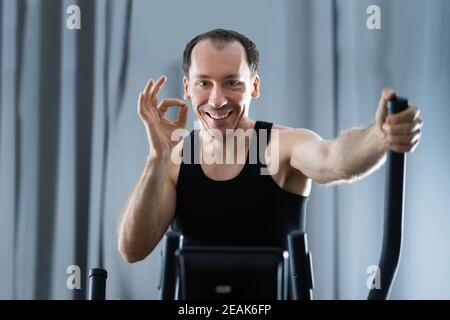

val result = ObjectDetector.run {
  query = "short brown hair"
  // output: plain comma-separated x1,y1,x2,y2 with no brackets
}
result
183,28,260,78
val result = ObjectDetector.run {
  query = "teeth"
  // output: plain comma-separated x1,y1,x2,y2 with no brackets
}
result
208,112,231,120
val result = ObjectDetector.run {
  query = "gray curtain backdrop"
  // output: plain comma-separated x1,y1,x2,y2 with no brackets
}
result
1,0,449,299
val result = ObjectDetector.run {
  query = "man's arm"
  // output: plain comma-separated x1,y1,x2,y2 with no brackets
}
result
289,88,422,185
327,123,387,184
289,125,386,185
118,75,187,263
118,154,176,263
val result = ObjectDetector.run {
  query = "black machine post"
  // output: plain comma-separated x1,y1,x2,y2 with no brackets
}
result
368,97,408,300
287,231,314,300
159,231,183,300
88,268,108,300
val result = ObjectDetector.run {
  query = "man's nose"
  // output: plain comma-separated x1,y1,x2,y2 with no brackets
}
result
208,86,227,108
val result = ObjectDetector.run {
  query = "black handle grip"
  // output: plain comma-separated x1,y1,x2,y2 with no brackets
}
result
368,97,408,300
88,268,107,300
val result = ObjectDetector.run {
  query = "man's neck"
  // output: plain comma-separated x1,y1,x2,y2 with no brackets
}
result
199,118,256,165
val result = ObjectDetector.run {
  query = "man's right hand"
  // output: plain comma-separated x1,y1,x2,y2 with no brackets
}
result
138,75,188,156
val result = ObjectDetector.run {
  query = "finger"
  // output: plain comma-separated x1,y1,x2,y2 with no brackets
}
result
383,118,423,135
387,106,418,124
381,87,397,101
410,117,423,133
141,79,154,110
158,98,188,113
388,126,422,143
389,139,419,153
386,130,421,144
376,88,397,131
149,75,167,99
175,104,189,127
411,129,422,144
137,92,146,118
143,79,154,97
410,105,421,120
388,106,419,124
377,88,397,115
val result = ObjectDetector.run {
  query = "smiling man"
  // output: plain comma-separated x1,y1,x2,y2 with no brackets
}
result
117,29,423,263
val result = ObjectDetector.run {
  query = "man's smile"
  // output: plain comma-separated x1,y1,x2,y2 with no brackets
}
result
205,110,233,120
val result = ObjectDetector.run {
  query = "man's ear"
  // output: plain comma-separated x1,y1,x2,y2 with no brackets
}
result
251,74,260,99
183,76,191,100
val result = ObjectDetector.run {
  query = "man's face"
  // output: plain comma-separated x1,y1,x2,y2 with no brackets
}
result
184,39,260,135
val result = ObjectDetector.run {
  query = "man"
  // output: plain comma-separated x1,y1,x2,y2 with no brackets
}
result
118,29,422,263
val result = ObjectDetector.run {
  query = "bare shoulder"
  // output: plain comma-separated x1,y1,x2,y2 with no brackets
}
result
271,124,323,148
269,125,326,169
267,124,313,196
268,124,313,160
271,123,291,131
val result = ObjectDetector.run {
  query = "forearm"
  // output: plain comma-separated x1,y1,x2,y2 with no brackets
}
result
329,123,387,182
118,154,170,261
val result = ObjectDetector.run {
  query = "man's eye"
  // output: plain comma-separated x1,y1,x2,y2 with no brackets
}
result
227,80,241,87
198,81,209,87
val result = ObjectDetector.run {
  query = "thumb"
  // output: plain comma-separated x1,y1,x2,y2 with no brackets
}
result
375,88,396,131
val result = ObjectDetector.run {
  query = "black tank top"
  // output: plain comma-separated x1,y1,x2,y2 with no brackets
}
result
172,121,308,248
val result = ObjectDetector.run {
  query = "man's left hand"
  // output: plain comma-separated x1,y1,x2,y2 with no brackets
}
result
375,88,423,153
